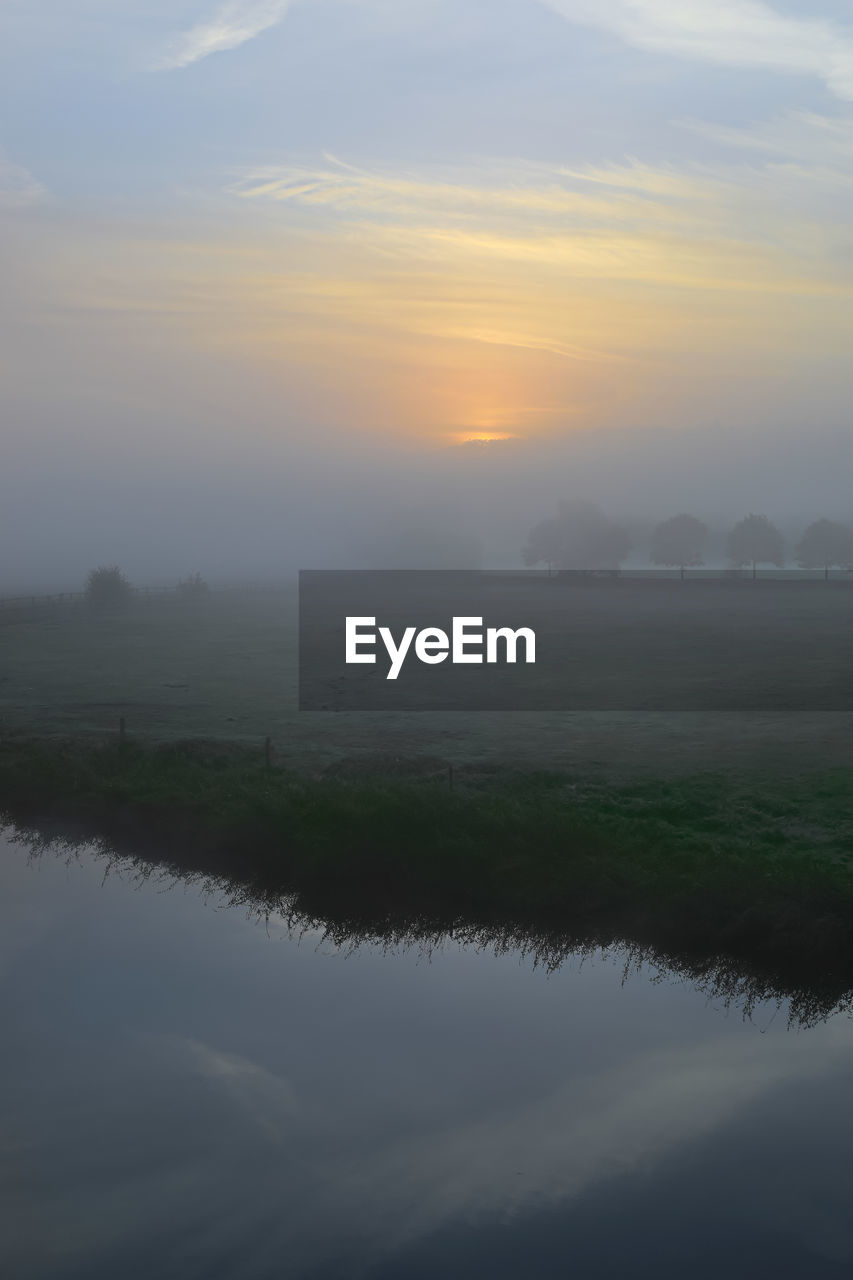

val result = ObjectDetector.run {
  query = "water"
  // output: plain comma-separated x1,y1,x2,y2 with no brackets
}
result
2,828,853,1278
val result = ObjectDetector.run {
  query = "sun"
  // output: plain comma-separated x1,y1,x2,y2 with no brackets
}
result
449,430,519,445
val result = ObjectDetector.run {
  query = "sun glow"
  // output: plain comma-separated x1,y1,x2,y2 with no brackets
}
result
450,430,519,444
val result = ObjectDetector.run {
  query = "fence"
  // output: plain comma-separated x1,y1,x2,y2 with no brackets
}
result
0,581,298,613
0,587,173,613
2,568,852,614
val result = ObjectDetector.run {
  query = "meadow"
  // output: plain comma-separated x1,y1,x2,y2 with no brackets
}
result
4,581,853,1012
3,582,853,780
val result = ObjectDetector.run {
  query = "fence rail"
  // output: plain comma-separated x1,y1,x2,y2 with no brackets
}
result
0,587,171,610
0,582,294,612
574,567,853,581
1,568,852,612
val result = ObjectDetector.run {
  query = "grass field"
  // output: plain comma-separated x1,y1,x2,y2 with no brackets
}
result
3,585,853,779
3,585,853,1017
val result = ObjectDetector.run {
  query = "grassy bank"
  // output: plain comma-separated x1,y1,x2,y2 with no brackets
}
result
3,733,853,1018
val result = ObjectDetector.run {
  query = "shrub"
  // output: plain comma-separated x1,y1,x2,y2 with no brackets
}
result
84,565,132,609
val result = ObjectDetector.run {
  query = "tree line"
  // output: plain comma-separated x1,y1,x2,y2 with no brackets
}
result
523,503,853,578
84,565,210,608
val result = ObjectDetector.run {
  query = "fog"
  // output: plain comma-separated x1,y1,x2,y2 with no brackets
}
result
5,0,853,593
5,398,853,594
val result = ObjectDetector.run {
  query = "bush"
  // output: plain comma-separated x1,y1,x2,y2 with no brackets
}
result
84,565,132,609
177,572,209,601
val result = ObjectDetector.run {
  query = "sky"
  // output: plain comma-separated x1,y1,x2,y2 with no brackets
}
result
3,0,853,585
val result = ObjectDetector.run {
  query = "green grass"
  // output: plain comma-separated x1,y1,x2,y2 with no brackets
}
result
5,589,853,1021
3,734,853,1021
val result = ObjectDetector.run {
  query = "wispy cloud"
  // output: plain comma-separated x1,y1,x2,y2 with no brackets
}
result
544,0,853,100
0,150,47,210
156,0,297,70
156,1020,853,1270
206,150,853,434
680,109,853,163
228,154,726,235
228,151,853,273
154,0,853,93
15,143,853,446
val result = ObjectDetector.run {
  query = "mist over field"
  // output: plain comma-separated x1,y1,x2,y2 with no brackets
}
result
4,419,853,592
4,1,853,592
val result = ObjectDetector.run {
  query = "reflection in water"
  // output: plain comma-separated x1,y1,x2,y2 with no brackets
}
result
2,826,853,1279
12,815,853,1029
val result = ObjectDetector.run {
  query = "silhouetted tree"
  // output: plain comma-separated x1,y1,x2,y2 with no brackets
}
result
650,513,707,578
726,514,784,578
522,517,563,574
523,501,630,571
795,519,853,579
85,565,132,609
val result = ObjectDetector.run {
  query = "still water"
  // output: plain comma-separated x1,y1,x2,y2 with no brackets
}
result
2,828,853,1279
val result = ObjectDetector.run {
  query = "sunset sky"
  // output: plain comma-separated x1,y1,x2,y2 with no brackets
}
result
4,1,853,582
